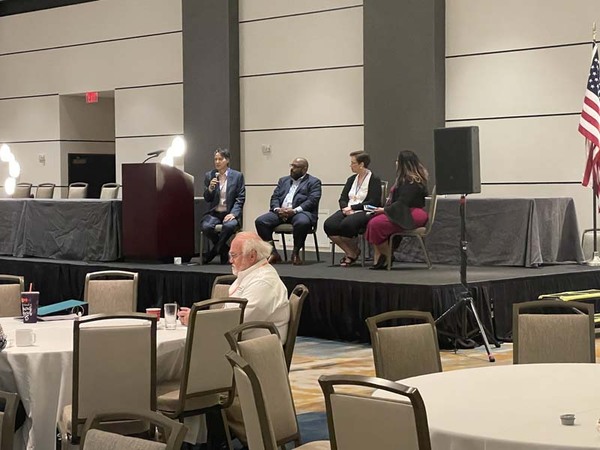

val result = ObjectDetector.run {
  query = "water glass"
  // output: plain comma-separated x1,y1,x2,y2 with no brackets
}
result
164,303,178,330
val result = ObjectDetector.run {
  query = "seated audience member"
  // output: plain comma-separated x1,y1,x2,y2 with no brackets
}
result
200,148,246,264
254,158,322,266
365,150,429,270
324,151,382,267
178,232,290,342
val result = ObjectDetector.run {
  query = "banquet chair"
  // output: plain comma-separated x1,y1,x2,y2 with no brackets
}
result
283,285,309,371
35,183,55,199
211,274,237,299
273,223,321,262
330,180,388,267
81,409,187,450
319,374,431,450
68,182,88,199
58,314,158,447
225,350,330,450
12,182,32,198
386,186,438,270
366,310,442,381
84,270,138,315
512,300,595,364
99,183,120,200
0,275,24,317
156,298,247,450
0,390,19,450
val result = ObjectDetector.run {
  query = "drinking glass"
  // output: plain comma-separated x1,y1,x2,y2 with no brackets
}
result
164,303,178,330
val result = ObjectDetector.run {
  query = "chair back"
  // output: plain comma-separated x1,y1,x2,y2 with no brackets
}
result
0,275,24,317
72,314,157,441
380,180,388,205
283,285,308,370
226,322,300,445
366,311,442,381
211,274,237,299
319,375,431,450
424,186,437,234
84,270,138,315
81,409,186,450
0,390,19,450
68,182,88,199
12,183,32,198
226,351,279,450
100,183,120,200
177,298,246,414
513,300,595,364
35,183,55,199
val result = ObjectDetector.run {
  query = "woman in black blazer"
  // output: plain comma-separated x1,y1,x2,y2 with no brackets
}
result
365,150,429,270
324,151,382,266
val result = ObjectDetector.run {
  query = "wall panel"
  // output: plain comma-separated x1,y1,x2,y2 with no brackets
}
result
7,142,62,188
240,67,363,130
0,96,59,141
0,0,181,55
239,0,361,22
115,84,183,138
240,7,362,75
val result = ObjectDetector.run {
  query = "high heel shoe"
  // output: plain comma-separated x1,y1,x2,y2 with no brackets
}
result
369,255,387,270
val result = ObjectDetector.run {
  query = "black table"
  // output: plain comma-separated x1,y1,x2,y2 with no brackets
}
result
400,197,584,267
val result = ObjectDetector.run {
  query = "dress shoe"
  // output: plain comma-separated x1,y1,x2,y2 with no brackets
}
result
369,255,387,270
202,248,217,265
268,251,282,264
291,253,303,266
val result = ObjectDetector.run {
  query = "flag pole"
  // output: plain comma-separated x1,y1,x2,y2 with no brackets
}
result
588,23,600,266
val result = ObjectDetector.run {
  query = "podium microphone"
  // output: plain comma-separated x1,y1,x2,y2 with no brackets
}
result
142,150,165,164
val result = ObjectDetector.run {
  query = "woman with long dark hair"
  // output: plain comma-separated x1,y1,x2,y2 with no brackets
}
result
365,150,429,270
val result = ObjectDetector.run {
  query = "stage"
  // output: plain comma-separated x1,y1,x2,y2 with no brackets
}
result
2,255,599,344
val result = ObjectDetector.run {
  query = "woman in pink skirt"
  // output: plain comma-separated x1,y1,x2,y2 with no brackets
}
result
365,150,429,270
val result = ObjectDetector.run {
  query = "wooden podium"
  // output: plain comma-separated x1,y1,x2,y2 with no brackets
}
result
122,163,194,260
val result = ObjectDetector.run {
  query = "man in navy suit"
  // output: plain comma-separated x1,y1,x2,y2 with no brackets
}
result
201,148,246,264
255,157,322,265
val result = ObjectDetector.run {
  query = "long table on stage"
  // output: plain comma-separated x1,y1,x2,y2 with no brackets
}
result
401,197,584,267
0,198,208,262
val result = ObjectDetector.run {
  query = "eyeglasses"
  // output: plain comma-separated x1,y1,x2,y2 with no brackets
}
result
228,252,241,259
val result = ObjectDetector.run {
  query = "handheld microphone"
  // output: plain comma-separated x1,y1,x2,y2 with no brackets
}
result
142,149,165,164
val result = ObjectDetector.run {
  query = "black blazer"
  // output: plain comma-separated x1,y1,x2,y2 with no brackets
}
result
384,181,428,229
269,174,322,224
338,173,383,210
203,169,246,220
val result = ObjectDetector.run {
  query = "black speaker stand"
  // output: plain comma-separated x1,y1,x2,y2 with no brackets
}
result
435,194,498,362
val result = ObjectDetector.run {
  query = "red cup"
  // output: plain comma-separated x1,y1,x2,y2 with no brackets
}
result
145,308,161,321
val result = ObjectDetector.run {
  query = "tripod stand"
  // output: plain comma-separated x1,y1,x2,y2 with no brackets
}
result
435,194,497,362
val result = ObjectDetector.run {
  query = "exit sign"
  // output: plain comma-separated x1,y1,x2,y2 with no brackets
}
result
85,92,98,103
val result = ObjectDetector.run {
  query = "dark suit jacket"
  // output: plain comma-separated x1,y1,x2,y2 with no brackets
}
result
203,169,246,220
338,173,383,210
269,174,322,224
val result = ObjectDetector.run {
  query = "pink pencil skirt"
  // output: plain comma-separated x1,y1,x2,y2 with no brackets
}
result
365,208,429,245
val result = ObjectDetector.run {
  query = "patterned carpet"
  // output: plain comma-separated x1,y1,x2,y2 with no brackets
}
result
289,336,514,414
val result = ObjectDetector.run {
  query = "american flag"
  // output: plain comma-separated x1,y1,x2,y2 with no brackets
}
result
579,44,600,193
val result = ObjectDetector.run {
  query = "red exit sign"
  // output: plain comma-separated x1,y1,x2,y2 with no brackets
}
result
85,91,98,103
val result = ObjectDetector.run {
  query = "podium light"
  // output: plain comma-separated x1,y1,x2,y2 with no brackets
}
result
161,154,174,167
4,177,15,195
9,160,20,178
0,144,12,162
169,136,186,157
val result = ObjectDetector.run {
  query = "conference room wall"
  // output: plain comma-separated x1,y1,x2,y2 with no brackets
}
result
239,2,363,250
446,0,596,231
1,142,62,196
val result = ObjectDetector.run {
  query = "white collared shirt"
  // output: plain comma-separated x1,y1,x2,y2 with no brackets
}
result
216,169,229,212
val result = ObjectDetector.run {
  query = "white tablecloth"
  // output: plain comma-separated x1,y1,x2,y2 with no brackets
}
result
0,318,187,450
374,364,600,450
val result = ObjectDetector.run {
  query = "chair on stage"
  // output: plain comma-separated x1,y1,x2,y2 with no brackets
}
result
81,409,187,450
283,285,309,371
512,300,595,364
273,223,321,262
319,374,431,450
386,186,438,270
84,270,138,315
0,390,20,450
224,328,329,450
68,182,88,199
366,310,442,381
100,183,120,200
35,183,55,199
156,298,247,450
58,314,157,447
0,275,24,317
12,183,32,198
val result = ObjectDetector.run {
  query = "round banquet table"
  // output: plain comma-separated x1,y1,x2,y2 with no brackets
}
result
0,317,187,450
374,364,600,450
